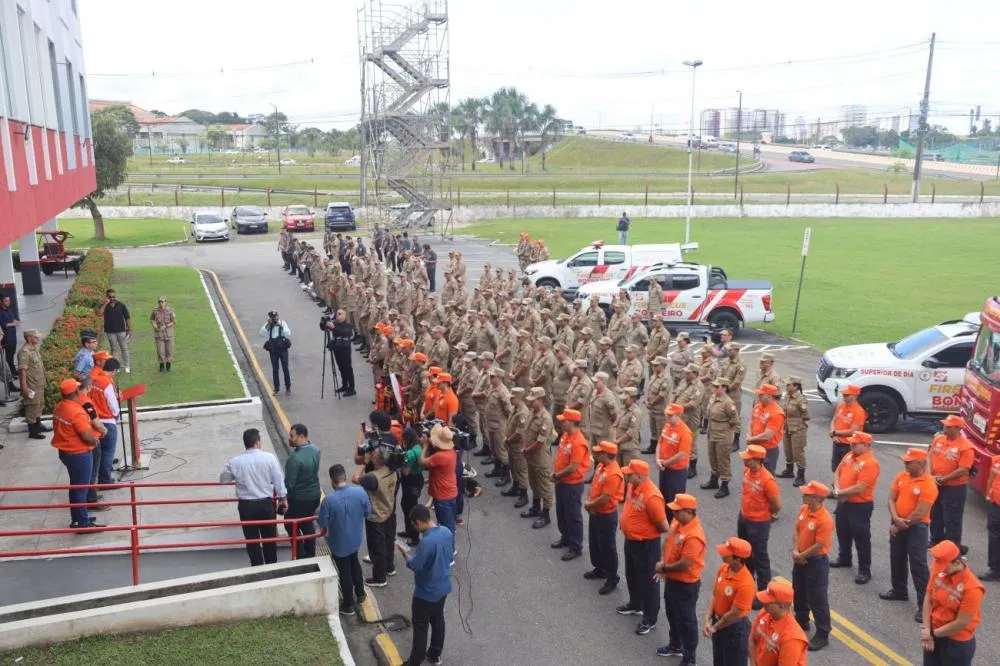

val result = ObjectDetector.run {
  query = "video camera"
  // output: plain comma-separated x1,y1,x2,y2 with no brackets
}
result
319,314,333,331
359,423,407,470
418,418,473,452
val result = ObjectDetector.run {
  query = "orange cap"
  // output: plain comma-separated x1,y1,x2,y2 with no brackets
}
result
93,351,112,361
592,441,619,455
59,378,81,394
901,447,928,463
756,384,778,396
436,372,453,383
848,432,873,445
621,459,650,476
739,444,767,460
940,415,966,428
756,580,794,605
395,338,415,348
557,408,582,422
929,540,961,563
409,352,428,363
799,481,830,498
666,493,697,511
716,537,752,559
664,403,684,416
428,366,443,375
841,384,861,396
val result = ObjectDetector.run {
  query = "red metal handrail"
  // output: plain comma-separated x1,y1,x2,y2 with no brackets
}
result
0,481,327,586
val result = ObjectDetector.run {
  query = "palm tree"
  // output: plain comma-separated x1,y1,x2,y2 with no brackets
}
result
518,102,539,173
535,104,562,171
454,97,486,171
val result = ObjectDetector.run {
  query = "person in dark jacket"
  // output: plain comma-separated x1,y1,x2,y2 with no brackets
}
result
326,310,356,396
284,423,321,558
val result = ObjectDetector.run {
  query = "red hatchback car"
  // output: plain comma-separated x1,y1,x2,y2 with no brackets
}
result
282,205,315,232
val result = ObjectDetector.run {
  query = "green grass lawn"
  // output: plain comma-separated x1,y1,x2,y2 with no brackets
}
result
58,218,187,249
110,267,245,406
459,217,1000,350
0,614,342,666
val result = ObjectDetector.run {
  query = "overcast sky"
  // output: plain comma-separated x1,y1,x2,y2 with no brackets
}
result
81,0,1000,134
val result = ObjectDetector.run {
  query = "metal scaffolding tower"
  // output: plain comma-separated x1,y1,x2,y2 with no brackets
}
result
358,0,452,236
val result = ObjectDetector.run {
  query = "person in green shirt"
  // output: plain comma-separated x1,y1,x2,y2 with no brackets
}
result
284,423,322,558
399,425,425,546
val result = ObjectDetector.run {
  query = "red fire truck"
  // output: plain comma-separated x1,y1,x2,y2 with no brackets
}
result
961,296,1000,494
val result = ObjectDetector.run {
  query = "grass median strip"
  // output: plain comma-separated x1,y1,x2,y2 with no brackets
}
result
459,216,998,349
0,614,343,666
110,267,244,406
58,218,187,249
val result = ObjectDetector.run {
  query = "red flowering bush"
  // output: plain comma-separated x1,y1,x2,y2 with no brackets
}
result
40,249,114,410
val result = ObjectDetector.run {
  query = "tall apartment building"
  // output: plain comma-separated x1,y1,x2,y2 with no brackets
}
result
841,104,868,128
0,0,95,307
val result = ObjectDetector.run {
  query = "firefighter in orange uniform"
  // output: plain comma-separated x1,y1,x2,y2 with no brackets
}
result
51,378,102,530
432,373,459,424
584,441,626,595
657,403,693,521
983,453,1000,581
704,537,755,666
737,444,781,592
654,493,706,663
618,459,670,636
828,383,866,472
749,579,808,666
792,481,833,652
551,408,592,561
928,414,974,551
830,431,880,585
746,384,785,474
880,447,939,622
921,540,983,665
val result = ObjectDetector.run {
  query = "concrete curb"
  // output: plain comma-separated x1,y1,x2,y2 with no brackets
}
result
199,270,251,397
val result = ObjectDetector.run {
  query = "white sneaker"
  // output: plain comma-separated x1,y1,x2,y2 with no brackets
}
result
362,554,371,564
125,367,131,374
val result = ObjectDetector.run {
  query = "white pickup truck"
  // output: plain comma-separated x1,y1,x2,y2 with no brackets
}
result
576,262,775,333
524,242,683,296
816,313,980,432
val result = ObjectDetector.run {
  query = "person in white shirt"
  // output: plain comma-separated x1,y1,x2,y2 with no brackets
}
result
220,428,288,566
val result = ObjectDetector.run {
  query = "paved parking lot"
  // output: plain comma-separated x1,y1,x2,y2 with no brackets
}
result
112,231,998,665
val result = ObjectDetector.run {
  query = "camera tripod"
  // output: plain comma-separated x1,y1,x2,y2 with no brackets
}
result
321,328,341,400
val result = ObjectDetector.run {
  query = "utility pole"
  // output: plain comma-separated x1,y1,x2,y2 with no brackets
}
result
359,62,367,208
911,33,936,202
734,90,743,200
815,117,821,145
147,127,153,167
271,103,282,175
682,59,703,245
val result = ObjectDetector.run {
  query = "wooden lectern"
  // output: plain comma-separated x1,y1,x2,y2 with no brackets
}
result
120,383,149,470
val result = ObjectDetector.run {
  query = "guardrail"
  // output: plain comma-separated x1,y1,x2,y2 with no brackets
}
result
0,481,326,586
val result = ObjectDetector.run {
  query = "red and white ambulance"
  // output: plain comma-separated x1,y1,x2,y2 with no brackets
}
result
523,241,683,295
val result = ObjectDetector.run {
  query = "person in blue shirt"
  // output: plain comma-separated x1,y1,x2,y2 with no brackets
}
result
72,330,98,381
402,504,453,666
317,464,371,615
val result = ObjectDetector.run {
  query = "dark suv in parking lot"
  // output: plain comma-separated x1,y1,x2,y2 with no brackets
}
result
324,202,356,231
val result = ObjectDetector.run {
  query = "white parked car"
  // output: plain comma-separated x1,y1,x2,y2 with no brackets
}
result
816,313,980,432
344,155,361,166
278,158,297,166
190,212,230,243
166,156,186,164
524,241,683,296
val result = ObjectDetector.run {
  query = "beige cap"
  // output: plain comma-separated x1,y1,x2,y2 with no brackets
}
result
517,329,530,337
527,387,547,401
23,328,41,338
726,342,741,351
625,343,639,353
556,313,570,321
490,367,507,378
479,351,495,361
760,352,774,361
598,336,613,346
510,387,526,398
581,327,593,336
619,386,638,397
573,359,589,369
594,371,610,382
676,331,690,341
712,377,729,387
538,336,552,345
455,342,469,351
419,320,431,328
652,355,669,366
785,375,802,385
554,342,569,353
463,351,478,360
652,314,663,322
685,363,700,373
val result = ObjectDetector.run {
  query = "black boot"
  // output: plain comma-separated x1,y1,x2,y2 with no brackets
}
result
732,431,741,452
165,362,171,372
640,438,657,455
532,507,552,529
159,363,165,372
700,473,719,490
793,468,806,487
483,456,498,469
520,497,541,518
27,422,46,440
714,480,730,499
501,481,521,497
777,463,795,479
494,465,512,487
37,421,52,432
513,488,529,508
473,446,490,458
484,461,501,478
687,459,698,479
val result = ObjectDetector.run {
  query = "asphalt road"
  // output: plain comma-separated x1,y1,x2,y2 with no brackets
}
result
111,232,999,665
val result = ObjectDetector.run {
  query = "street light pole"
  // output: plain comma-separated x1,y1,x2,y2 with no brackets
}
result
734,90,743,200
683,59,703,245
271,103,282,175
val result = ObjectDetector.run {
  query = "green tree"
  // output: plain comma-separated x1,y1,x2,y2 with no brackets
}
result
534,104,562,171
76,107,135,240
204,124,229,154
299,127,324,157
841,126,878,148
177,137,189,154
453,97,486,171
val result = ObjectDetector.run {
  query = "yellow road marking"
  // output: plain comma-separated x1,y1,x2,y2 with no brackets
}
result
831,626,893,665
375,632,403,666
832,611,913,665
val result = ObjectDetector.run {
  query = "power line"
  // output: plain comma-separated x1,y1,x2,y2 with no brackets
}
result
88,58,318,79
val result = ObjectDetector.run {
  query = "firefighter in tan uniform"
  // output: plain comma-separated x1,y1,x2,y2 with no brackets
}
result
698,345,718,433
521,387,555,528
646,315,670,363
754,352,781,405
18,329,47,439
555,314,576,351
597,337,619,390
644,356,673,454
551,343,574,419
471,352,494,455
613,386,643,466
528,336,557,408
778,376,810,486
606,304,629,363
511,329,535,390
700,378,740,498
585,296,606,334
618,344,644,392
588,372,619,446
668,332,695,385
566,360,595,438
626,312,649,351
675,363,704,479
483,368,514,485
456,352,480,422
720,343,748,451
576,327,599,372
503,387,533,506
428,326,450,369
538,309,558,340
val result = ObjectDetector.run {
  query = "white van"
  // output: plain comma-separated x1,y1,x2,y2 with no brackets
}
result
524,241,684,296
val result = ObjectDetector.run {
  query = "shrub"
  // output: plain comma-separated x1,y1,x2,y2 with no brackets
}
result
39,249,114,410
65,248,113,309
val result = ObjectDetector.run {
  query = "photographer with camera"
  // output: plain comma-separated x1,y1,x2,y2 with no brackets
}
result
323,309,356,397
420,424,459,535
260,311,292,395
354,410,402,587
398,425,425,547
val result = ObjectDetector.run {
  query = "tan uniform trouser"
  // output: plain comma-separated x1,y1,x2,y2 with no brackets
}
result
155,336,174,363
648,410,666,448
527,449,554,508
509,439,529,488
683,414,700,462
708,434,733,481
617,449,639,467
24,393,43,423
486,421,508,464
784,428,807,468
